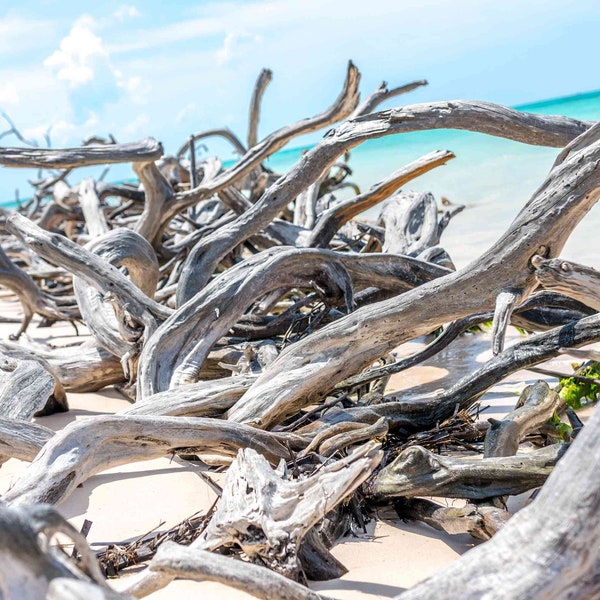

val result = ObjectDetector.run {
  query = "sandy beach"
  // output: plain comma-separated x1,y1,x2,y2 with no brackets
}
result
0,291,587,599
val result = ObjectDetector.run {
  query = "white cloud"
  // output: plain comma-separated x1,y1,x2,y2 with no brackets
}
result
122,113,150,137
44,15,106,85
21,113,100,147
217,32,263,65
107,16,223,53
113,5,141,21
0,82,19,105
0,14,55,56
176,103,199,124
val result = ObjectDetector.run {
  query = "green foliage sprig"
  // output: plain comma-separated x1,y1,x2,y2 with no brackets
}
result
559,362,600,410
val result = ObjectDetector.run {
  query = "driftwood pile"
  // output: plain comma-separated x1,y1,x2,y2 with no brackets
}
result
1,62,600,599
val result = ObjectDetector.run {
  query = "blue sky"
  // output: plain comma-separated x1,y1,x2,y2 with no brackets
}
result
1,0,599,198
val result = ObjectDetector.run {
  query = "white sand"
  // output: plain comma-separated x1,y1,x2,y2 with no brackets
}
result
0,295,589,598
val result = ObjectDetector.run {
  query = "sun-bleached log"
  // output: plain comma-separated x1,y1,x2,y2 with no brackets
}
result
6,213,171,331
378,191,439,256
139,248,449,397
226,124,600,430
132,161,174,245
72,228,160,359
121,442,381,596
393,498,509,541
3,415,304,506
0,417,53,465
372,443,567,499
78,178,109,238
122,374,256,417
308,151,454,248
0,138,162,169
484,381,560,458
147,543,332,600
0,351,65,419
533,255,600,311
0,246,76,339
0,339,124,392
198,443,381,576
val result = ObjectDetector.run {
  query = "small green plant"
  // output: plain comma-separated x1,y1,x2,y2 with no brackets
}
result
548,410,572,441
467,320,493,334
558,362,600,410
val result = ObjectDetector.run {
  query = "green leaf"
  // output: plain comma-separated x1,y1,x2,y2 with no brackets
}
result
558,362,600,410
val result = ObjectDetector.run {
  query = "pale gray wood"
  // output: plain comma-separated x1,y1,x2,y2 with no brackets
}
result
393,498,509,541
73,228,160,359
378,191,439,255
0,417,53,465
138,248,448,397
6,213,171,332
0,138,162,168
78,178,109,238
308,151,454,248
373,443,567,499
351,79,428,118
132,161,174,245
0,504,108,599
0,245,76,339
122,374,256,417
121,442,381,596
490,288,521,354
533,255,600,311
484,381,560,458
3,415,302,506
226,122,600,429
247,68,273,149
0,351,62,420
177,100,590,302
165,61,361,235
148,543,332,600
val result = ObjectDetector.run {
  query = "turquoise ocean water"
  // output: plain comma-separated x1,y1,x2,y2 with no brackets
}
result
264,91,600,269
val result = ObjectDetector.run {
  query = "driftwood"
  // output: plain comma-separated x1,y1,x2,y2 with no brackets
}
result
0,246,76,339
3,416,304,506
372,443,567,499
0,138,162,169
0,504,107,599
2,61,600,599
227,123,600,429
0,417,53,464
484,381,560,458
121,443,381,596
396,396,600,600
0,351,65,419
533,255,600,310
393,498,509,541
0,339,124,392
148,543,332,600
